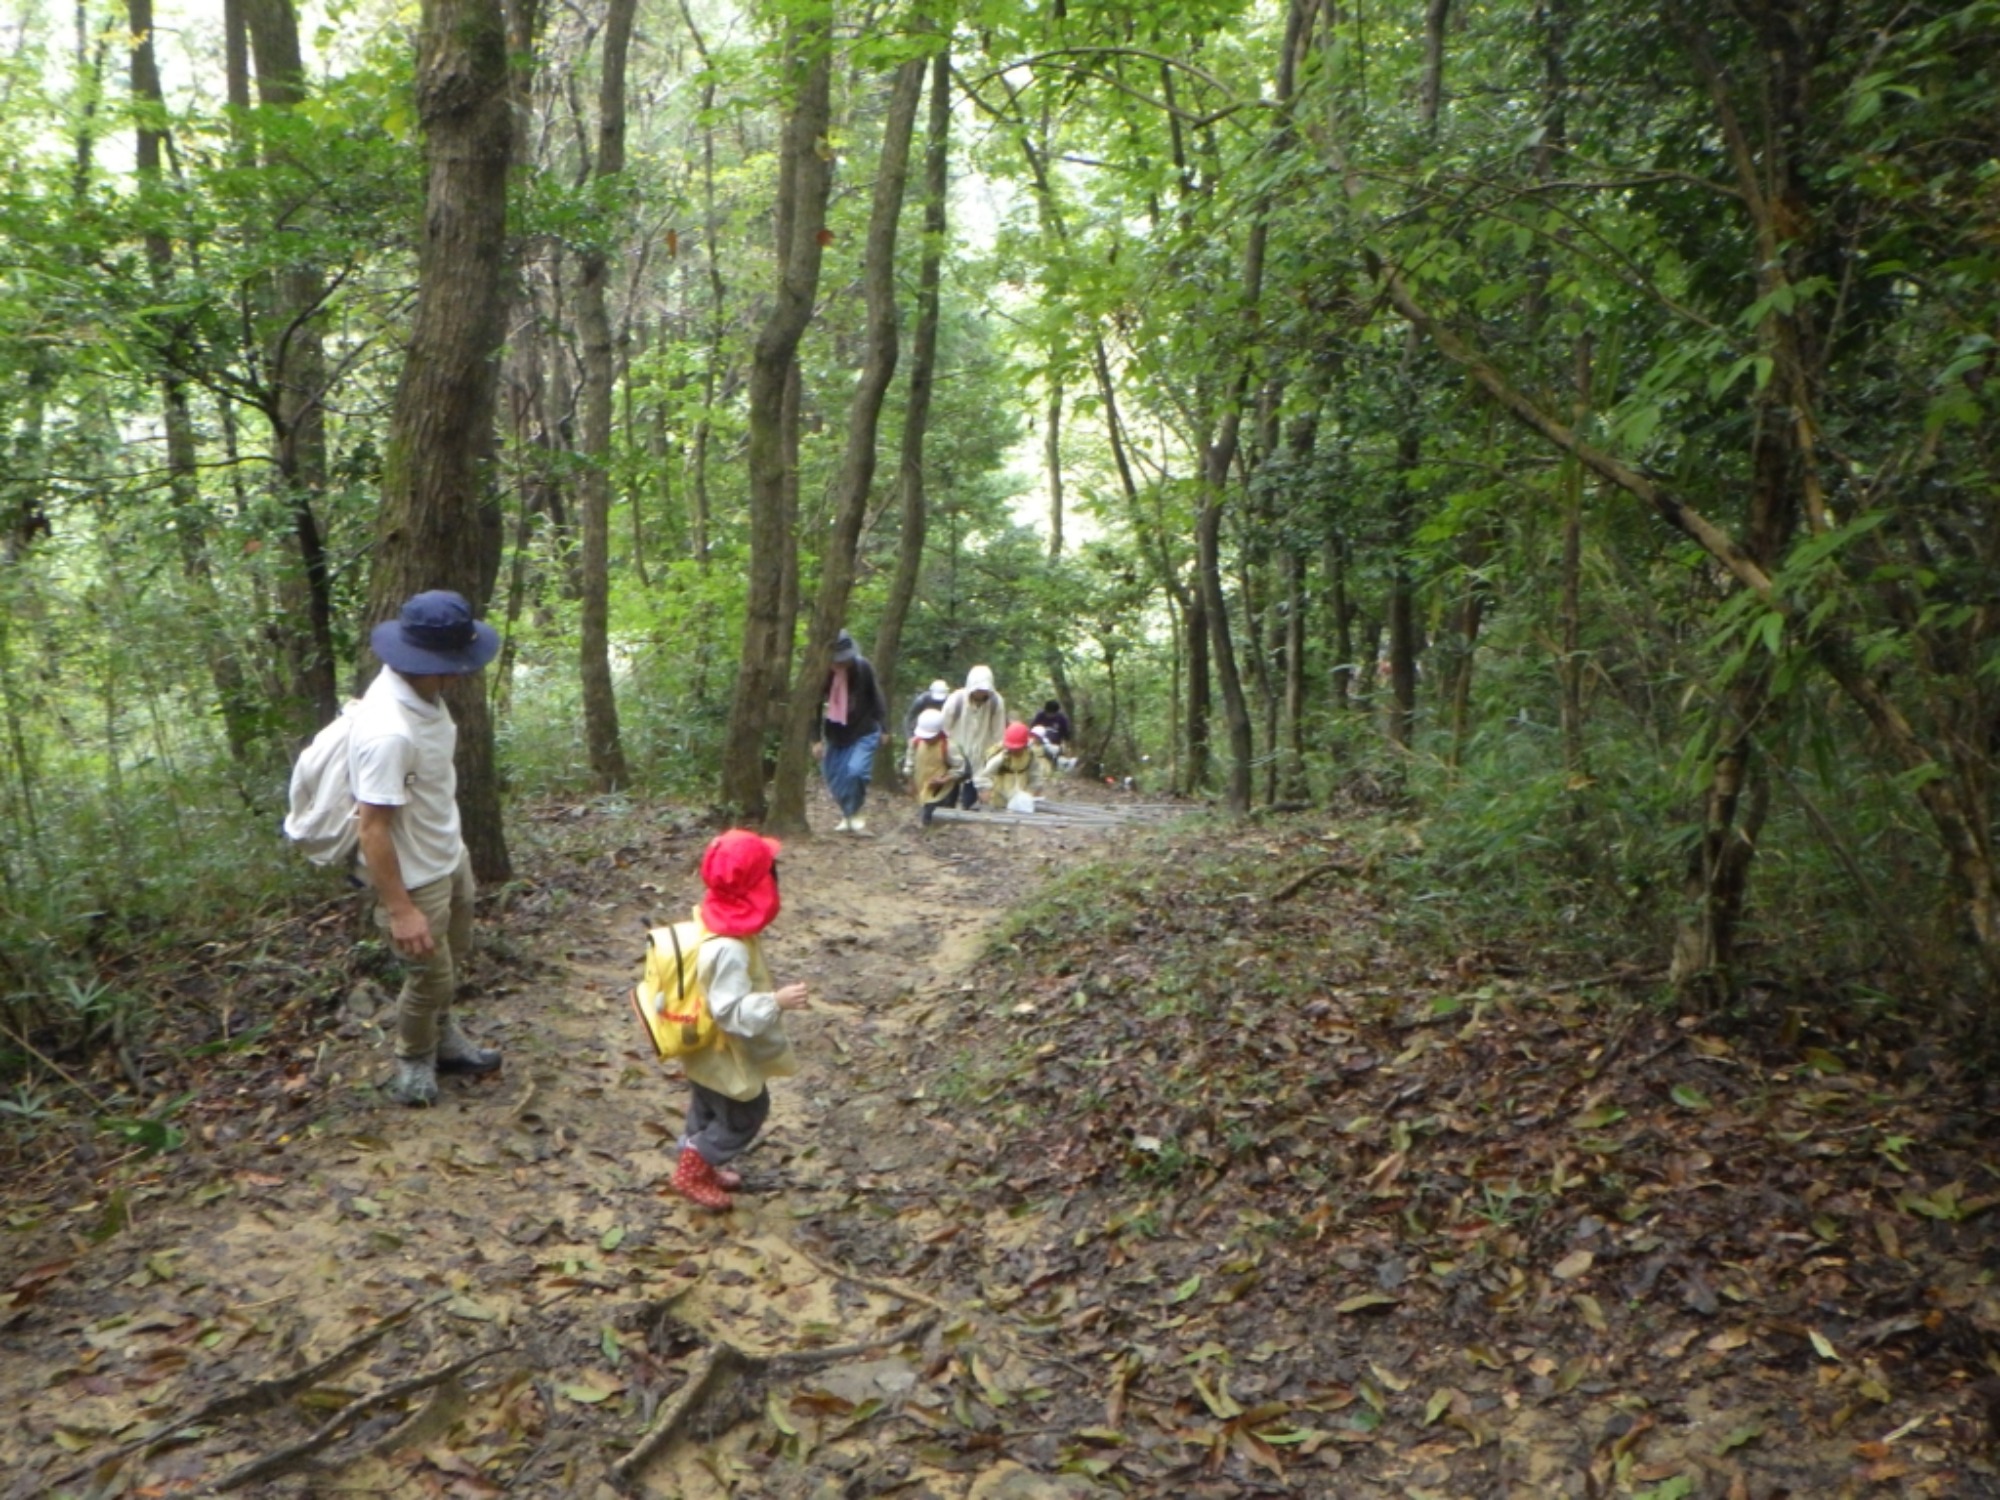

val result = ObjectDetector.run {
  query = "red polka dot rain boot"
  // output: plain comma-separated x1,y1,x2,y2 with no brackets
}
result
670,1146,734,1211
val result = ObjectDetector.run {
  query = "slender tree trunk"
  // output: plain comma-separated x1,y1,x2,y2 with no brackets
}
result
1093,334,1183,788
1045,379,1064,560
872,47,951,707
718,6,833,820
245,0,340,736
1236,545,1278,805
368,0,514,881
1666,9,1807,1003
627,324,651,589
1164,584,1183,791
1196,0,1314,814
574,0,636,791
1380,0,1453,761
491,0,556,725
1385,335,1420,754
769,56,926,833
1322,533,1354,718
679,0,722,569
1557,456,1585,776
1444,522,1492,767
1245,390,1284,805
1185,574,1212,793
1281,402,1318,798
129,0,262,759
1282,544,1308,798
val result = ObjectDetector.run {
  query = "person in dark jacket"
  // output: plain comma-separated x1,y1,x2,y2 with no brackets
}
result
903,678,951,739
812,629,889,833
1029,699,1072,761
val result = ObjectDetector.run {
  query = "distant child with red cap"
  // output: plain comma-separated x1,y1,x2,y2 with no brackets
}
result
978,721,1048,807
670,829,809,1210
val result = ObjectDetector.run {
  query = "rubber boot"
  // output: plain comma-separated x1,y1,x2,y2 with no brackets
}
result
713,1164,744,1190
670,1146,733,1210
385,1058,439,1107
437,1016,502,1075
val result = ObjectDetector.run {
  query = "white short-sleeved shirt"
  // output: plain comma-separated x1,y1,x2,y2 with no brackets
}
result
350,667,463,889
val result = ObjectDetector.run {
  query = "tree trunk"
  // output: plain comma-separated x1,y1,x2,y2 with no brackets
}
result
574,0,636,791
1281,403,1318,798
679,0,722,569
1556,455,1585,777
871,47,951,710
1670,694,1772,1005
1324,533,1353,715
768,56,926,834
1196,0,1314,814
718,6,833,821
244,0,340,737
1444,522,1492,767
1185,578,1212,794
1282,544,1308,799
1045,378,1064,560
368,0,514,882
129,0,262,760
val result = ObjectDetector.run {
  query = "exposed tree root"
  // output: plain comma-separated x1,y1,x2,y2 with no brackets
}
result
608,1311,938,1491
787,1241,951,1313
45,1294,442,1493
213,1343,512,1491
1267,860,1356,902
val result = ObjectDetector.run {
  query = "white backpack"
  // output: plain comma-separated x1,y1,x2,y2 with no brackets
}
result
283,701,365,866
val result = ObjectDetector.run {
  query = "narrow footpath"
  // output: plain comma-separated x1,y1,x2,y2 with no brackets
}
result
0,787,1156,1499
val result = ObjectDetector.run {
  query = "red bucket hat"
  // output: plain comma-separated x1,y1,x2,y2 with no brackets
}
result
1003,721,1031,751
699,830,783,937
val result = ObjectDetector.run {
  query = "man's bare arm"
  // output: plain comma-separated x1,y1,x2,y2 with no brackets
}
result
357,802,434,958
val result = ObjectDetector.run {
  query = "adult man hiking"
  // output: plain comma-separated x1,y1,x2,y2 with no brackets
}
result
354,590,504,1106
812,628,889,834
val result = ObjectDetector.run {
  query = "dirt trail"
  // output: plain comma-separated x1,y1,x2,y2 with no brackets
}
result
8,790,1993,1499
0,790,1145,1499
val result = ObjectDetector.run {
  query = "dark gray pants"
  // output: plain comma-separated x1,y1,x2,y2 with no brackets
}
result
682,1082,770,1165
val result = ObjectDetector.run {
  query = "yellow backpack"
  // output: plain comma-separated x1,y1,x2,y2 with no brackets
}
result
629,914,717,1061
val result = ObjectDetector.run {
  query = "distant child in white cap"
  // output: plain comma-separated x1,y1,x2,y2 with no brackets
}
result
902,677,951,741
908,708,968,827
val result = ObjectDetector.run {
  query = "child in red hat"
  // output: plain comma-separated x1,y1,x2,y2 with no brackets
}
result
978,721,1048,807
669,829,809,1210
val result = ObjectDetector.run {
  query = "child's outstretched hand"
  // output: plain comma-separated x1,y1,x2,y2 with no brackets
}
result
775,983,811,1011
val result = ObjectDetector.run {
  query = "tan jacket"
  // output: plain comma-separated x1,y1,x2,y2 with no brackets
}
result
910,735,967,802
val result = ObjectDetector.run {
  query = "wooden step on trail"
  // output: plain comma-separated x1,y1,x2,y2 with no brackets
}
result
928,797,1182,830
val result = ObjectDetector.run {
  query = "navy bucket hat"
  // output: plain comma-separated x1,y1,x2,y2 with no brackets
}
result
371,590,501,676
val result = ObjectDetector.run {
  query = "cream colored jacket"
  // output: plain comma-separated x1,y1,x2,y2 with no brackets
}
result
683,934,797,1101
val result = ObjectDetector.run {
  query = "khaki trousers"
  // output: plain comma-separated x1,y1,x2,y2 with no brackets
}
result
375,850,475,1063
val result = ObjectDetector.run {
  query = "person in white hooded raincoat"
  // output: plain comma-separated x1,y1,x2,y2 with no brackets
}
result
939,665,1008,808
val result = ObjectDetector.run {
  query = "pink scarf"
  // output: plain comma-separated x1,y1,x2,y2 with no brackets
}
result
826,665,850,726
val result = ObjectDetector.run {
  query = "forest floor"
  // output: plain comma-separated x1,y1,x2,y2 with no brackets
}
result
1,784,1997,1500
